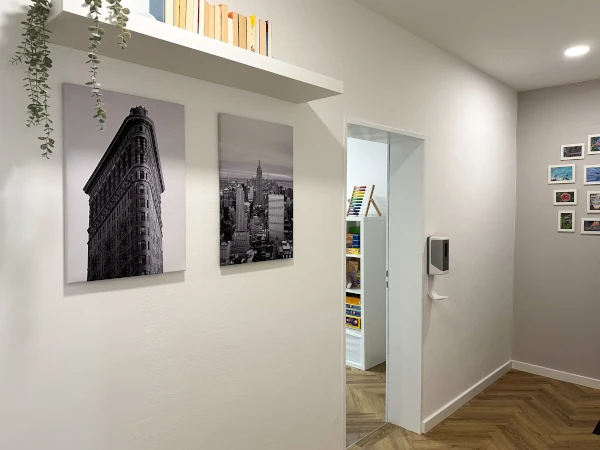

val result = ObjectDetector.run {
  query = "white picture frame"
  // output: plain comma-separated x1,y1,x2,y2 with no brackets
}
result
553,189,577,206
587,191,600,213
589,134,600,155
561,143,585,161
548,164,575,184
581,217,600,235
558,210,575,233
584,164,600,185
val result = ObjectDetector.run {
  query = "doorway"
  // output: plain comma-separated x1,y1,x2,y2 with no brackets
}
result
343,119,425,447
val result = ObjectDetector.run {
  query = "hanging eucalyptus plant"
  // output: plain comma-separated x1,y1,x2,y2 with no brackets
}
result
11,0,54,158
13,0,131,157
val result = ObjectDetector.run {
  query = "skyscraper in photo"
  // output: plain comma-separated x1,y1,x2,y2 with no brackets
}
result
235,185,247,232
84,106,165,281
255,159,263,206
268,194,285,243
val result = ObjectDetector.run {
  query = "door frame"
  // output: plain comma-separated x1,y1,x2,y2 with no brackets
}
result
342,117,426,447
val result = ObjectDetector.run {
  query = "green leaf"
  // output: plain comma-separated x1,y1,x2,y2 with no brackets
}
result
122,7,130,14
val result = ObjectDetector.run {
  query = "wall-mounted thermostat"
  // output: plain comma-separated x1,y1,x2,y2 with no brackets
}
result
428,236,449,275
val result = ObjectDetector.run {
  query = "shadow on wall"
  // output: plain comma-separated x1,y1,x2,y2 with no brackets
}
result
0,5,42,356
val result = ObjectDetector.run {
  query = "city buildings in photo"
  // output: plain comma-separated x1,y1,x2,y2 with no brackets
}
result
218,114,293,265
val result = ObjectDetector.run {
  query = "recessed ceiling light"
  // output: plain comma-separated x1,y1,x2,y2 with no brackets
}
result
565,45,590,57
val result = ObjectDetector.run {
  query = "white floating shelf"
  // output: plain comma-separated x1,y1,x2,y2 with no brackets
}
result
48,0,344,103
346,288,361,295
346,253,362,258
346,328,362,338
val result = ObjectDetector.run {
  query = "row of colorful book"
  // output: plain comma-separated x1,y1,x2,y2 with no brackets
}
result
164,1,273,57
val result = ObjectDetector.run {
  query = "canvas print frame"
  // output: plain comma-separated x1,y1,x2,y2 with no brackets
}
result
584,164,600,185
558,210,575,233
548,164,575,184
553,189,577,206
63,83,186,283
581,218,600,235
587,191,600,213
561,143,584,161
218,113,293,266
589,134,600,155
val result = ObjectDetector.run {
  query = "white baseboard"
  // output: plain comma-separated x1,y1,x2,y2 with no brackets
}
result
512,361,600,390
421,360,512,433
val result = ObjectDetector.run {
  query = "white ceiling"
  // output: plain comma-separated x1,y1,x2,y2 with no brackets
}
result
355,0,600,91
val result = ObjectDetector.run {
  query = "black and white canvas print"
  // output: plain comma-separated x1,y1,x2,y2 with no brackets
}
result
218,113,293,265
64,84,186,283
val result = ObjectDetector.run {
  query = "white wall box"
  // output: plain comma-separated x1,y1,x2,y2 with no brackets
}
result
345,216,386,371
48,0,344,103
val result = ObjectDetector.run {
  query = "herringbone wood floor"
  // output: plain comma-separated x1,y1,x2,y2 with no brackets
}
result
347,363,387,447
349,369,600,449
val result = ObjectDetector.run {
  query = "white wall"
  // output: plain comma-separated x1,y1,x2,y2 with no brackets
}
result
0,0,517,448
346,137,388,216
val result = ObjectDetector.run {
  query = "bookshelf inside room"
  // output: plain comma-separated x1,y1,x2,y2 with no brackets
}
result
47,0,343,104
345,216,386,371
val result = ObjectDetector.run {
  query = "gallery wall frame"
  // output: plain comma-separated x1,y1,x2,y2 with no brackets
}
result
581,218,600,235
558,210,575,233
589,134,600,155
561,143,585,161
553,189,577,206
586,191,600,213
584,164,600,185
548,164,575,184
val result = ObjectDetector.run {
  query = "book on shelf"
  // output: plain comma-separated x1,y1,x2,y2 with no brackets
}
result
228,11,238,46
238,14,247,48
214,3,221,41
206,2,215,38
191,0,199,33
259,19,267,56
266,20,272,57
247,15,258,52
219,4,229,42
178,0,186,29
165,0,174,26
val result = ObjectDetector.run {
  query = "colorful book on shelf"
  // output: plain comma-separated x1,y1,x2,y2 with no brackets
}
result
347,249,360,255
190,0,199,33
205,1,215,38
346,295,360,306
346,316,361,330
346,309,361,317
178,0,186,29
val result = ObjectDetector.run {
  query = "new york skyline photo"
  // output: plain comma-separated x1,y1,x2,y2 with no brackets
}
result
218,113,293,265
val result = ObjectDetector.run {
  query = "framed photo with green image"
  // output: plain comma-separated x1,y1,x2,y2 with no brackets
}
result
558,211,575,233
553,189,577,206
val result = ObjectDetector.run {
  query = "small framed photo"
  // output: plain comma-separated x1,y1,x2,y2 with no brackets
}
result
589,134,600,155
558,211,575,233
548,164,575,184
553,189,577,205
584,165,600,185
587,191,600,213
561,143,585,160
581,218,600,235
